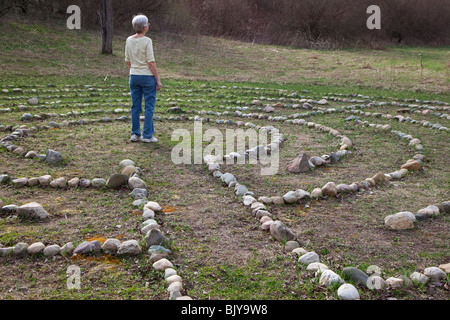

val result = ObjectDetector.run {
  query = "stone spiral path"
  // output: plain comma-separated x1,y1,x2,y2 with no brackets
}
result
0,82,449,300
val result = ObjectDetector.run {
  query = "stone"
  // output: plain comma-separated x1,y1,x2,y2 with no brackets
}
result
130,188,148,200
282,191,299,204
423,267,446,281
0,174,10,184
149,252,169,263
439,263,450,273
372,172,386,185
50,177,67,188
68,177,80,188
153,258,173,271
220,173,237,186
25,151,37,159
101,239,121,254
144,229,170,248
367,275,388,290
128,176,146,190
306,262,329,273
298,252,320,265
17,202,49,220
79,178,91,188
121,165,139,176
401,160,421,171
270,196,285,205
26,177,38,187
144,201,162,212
386,277,404,288
384,211,416,230
343,267,369,288
167,281,183,293
321,182,337,197
311,188,323,198
45,150,63,165
410,272,429,285
92,178,106,188
310,156,325,166
287,153,310,173
142,207,155,220
164,268,177,279
119,159,135,169
242,195,257,206
284,240,300,252
60,242,75,256
13,242,29,257
261,220,273,231
270,220,296,242
258,196,272,204
73,241,101,255
12,178,28,187
117,240,142,255
366,265,383,277
21,113,33,120
255,210,271,219
319,270,345,287
27,242,45,255
337,284,360,300
43,244,61,256
417,205,440,217
148,245,171,255
28,97,38,105
106,174,128,189
234,184,249,196
166,275,183,285
329,152,340,163
438,201,450,214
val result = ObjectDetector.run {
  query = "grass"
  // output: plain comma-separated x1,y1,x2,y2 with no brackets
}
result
0,20,449,300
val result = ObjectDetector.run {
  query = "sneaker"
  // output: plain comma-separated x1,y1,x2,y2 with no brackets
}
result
130,134,141,142
142,137,158,143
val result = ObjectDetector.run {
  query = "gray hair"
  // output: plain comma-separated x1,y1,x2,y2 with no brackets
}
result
132,14,148,33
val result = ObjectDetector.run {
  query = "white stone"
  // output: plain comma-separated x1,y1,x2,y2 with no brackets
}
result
144,201,162,212
298,252,319,265
366,275,388,290
319,270,345,287
337,283,360,300
423,267,447,281
306,262,329,273
410,271,429,285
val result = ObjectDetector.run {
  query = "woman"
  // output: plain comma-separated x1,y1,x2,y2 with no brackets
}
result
125,14,162,143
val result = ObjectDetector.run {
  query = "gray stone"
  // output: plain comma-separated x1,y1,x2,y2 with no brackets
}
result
60,242,75,256
287,153,310,173
320,270,345,287
282,191,299,204
43,244,61,256
21,113,33,121
38,175,52,186
310,156,326,166
130,188,148,200
45,150,63,165
298,252,320,265
423,267,446,281
367,275,388,290
128,176,147,190
343,267,369,288
119,159,135,169
27,242,45,255
270,220,296,242
101,239,121,254
148,245,171,255
13,242,29,257
73,241,101,255
285,240,300,252
144,229,170,248
92,178,106,188
220,173,237,186
410,271,429,285
106,174,128,189
50,177,67,188
17,202,49,220
79,178,91,188
117,240,142,255
234,184,249,196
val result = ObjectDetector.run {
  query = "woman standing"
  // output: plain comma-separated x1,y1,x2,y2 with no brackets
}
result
125,14,162,143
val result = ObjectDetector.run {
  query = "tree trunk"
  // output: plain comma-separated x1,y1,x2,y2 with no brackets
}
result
101,0,113,55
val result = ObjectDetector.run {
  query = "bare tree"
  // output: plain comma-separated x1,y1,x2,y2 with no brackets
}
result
99,0,113,54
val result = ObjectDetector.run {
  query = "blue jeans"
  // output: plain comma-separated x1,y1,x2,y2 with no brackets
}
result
129,75,157,139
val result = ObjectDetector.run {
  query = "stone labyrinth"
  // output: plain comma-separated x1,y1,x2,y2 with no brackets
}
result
0,82,449,300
